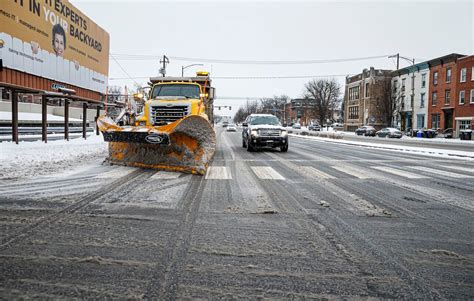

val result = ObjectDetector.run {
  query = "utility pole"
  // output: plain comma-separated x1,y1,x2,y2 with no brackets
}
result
159,55,169,77
388,53,400,70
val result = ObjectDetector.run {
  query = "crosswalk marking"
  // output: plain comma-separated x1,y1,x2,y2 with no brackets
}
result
371,166,427,179
300,166,336,179
205,166,232,180
439,165,474,173
251,166,285,180
407,166,474,178
331,165,372,179
151,171,182,179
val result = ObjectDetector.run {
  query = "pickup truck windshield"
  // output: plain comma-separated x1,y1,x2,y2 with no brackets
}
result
152,84,200,99
250,116,280,126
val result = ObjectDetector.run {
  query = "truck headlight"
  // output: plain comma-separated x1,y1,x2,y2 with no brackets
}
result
251,130,258,137
281,130,287,137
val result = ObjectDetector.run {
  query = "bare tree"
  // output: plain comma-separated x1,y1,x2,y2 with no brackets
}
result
373,78,403,128
303,79,341,126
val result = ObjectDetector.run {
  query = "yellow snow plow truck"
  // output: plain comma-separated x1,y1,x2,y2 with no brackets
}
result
97,71,216,175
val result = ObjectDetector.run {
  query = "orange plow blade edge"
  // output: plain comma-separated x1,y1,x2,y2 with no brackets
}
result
97,115,216,175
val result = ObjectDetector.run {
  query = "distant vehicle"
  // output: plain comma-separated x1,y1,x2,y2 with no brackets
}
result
355,126,376,136
436,128,453,139
332,122,343,128
222,122,228,128
376,127,402,138
292,123,301,129
242,114,288,152
308,124,320,131
226,124,237,132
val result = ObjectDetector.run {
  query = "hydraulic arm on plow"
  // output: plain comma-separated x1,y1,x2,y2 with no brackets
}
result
97,71,216,175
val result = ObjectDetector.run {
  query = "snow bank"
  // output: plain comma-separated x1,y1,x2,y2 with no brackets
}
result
290,134,474,160
0,134,107,181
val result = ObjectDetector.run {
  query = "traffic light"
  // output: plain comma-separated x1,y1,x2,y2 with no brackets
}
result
229,106,231,110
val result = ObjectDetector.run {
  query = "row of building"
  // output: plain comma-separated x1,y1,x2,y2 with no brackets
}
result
343,53,474,137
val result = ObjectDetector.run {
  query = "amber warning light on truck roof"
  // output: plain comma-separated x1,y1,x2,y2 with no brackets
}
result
196,71,209,77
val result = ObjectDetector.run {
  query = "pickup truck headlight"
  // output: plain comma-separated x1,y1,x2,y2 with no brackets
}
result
281,130,287,137
251,129,258,137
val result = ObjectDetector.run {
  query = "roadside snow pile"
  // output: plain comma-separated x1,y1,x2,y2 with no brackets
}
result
0,134,107,181
289,129,343,139
290,134,474,160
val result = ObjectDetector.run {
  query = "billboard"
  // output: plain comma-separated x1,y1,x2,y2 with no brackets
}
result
0,0,110,94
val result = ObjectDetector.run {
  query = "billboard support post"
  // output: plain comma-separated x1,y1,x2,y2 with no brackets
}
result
82,103,88,140
11,91,19,144
42,95,47,143
64,99,69,141
95,106,101,136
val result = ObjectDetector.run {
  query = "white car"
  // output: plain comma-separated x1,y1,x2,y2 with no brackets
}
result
226,124,237,132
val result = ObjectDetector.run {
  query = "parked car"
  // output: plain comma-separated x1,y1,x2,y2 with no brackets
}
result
242,114,288,152
292,123,301,129
436,128,453,139
355,126,376,136
308,124,320,131
226,124,237,132
376,127,402,138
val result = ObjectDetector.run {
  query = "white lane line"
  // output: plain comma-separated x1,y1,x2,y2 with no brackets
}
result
205,166,232,180
151,171,182,179
251,166,285,180
407,166,474,178
439,165,474,173
94,167,136,179
300,166,336,179
372,166,428,179
331,165,372,179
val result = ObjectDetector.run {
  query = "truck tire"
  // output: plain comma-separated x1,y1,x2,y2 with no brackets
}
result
280,143,288,152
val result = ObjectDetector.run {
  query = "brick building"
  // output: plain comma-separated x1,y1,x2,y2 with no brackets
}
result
427,54,465,134
454,55,474,134
344,67,392,132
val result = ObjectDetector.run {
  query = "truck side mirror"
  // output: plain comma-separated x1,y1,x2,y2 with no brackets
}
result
242,123,248,127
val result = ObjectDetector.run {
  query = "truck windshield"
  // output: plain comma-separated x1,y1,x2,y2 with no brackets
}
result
152,84,200,99
250,116,280,126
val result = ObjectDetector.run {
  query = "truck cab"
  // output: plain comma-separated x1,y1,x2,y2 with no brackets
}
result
136,72,215,126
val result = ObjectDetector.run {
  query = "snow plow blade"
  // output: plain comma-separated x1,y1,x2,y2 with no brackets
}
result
97,115,216,175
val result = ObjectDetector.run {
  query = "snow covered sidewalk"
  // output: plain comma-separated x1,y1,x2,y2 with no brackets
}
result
290,134,474,160
0,134,108,181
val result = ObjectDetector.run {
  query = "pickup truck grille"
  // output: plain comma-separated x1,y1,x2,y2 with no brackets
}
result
150,105,190,124
259,129,281,136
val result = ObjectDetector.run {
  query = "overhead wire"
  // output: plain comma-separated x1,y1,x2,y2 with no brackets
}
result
109,53,392,65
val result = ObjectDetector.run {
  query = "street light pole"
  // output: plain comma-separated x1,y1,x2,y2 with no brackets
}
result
182,63,204,77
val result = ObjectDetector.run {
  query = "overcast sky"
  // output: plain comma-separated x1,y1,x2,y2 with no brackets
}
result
75,0,473,118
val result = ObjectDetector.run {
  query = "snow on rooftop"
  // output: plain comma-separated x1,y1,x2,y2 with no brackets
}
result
0,112,82,122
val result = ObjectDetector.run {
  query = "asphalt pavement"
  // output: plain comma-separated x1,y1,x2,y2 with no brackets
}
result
1,128,473,299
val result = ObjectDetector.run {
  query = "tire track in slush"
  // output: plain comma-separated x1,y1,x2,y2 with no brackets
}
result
0,169,148,250
144,174,206,300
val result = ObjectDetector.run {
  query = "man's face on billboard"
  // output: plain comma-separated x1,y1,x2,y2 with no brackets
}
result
54,33,64,57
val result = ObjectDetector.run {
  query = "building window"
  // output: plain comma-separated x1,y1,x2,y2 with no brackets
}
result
402,78,406,91
348,106,359,119
365,82,369,98
421,73,426,88
417,114,425,129
446,68,452,83
471,89,474,103
459,120,471,130
348,86,360,100
460,68,467,82
472,67,474,81
420,93,425,107
401,96,405,110
445,90,451,105
432,92,437,106
459,90,465,104
431,114,440,129
433,71,438,85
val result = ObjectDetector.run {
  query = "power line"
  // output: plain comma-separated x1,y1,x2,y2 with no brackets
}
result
109,74,351,81
110,54,140,86
109,53,392,65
